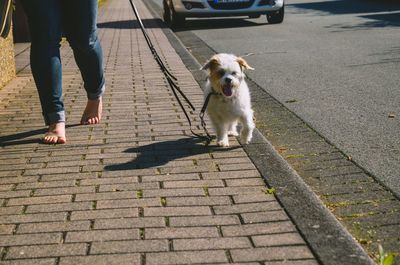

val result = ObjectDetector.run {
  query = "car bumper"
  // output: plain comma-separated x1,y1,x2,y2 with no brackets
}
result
172,0,284,16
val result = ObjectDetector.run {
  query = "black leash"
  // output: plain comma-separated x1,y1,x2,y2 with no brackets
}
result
199,91,216,140
127,0,213,142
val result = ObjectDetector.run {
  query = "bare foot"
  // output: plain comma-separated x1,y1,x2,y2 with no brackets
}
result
43,122,66,144
81,97,102,125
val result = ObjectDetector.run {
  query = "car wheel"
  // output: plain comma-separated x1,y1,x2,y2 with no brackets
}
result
163,0,185,28
267,4,284,24
163,0,171,24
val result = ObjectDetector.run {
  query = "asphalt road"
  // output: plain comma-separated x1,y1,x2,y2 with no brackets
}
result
152,0,400,197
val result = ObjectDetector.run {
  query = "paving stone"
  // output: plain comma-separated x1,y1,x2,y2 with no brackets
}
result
90,240,168,254
145,226,219,239
16,180,76,190
213,201,282,214
141,173,200,182
163,179,224,188
7,195,72,206
79,176,139,186
0,206,24,215
169,215,241,227
252,232,306,247
241,210,290,224
96,197,160,209
6,243,87,259
230,246,314,262
17,221,91,234
0,233,62,246
75,191,137,201
25,202,93,214
166,196,231,206
0,259,56,265
225,178,266,187
173,237,251,250
94,217,165,229
222,222,297,236
0,176,39,185
0,212,67,224
145,250,228,265
263,260,319,265
0,190,31,199
144,206,211,217
142,188,205,198
208,186,266,196
98,182,159,192
0,224,16,235
59,254,141,265
0,184,14,192
40,173,96,182
232,193,275,204
70,208,139,220
65,229,140,242
34,186,95,196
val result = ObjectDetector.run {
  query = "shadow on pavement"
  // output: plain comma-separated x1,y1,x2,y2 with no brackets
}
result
359,12,400,27
104,137,239,171
173,17,266,32
290,0,400,29
98,17,265,31
97,18,166,29
326,12,400,30
289,0,400,15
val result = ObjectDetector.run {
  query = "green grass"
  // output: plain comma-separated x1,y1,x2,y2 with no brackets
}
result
264,187,276,194
378,245,395,265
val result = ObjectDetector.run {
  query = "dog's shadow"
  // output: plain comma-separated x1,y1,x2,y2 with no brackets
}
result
104,137,239,171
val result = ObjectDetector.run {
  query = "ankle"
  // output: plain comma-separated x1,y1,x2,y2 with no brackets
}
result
48,122,65,131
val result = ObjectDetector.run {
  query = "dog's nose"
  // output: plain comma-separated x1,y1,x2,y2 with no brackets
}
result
225,77,232,84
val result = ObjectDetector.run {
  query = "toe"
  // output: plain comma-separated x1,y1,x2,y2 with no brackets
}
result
80,118,88,125
43,136,54,144
57,137,67,144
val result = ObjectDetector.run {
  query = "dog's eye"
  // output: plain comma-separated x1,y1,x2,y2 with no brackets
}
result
218,69,225,76
232,71,237,76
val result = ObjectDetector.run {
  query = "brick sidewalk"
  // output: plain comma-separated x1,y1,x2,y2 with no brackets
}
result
0,0,319,264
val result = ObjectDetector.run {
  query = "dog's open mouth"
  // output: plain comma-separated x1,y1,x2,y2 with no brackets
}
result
222,84,233,97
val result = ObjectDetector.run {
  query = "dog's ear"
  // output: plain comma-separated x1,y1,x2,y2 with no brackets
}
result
201,57,220,71
237,57,254,71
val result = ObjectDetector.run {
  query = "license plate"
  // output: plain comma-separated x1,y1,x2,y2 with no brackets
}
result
213,0,250,3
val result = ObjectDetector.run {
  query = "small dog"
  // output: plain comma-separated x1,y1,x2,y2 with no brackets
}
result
201,53,255,147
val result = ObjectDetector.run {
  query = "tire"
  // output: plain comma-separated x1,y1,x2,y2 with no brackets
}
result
267,4,284,24
163,0,171,24
163,0,185,28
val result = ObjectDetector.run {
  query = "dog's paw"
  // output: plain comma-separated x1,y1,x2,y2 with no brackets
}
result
228,130,239,137
217,139,230,147
240,134,252,145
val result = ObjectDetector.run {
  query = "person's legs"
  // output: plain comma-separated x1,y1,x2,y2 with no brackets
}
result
21,0,66,144
61,0,105,125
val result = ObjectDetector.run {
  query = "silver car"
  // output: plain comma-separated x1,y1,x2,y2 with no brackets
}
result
163,0,284,27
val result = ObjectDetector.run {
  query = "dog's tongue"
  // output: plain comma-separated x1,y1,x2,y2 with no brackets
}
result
223,85,233,97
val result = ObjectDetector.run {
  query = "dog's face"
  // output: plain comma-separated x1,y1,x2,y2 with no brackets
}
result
202,54,253,98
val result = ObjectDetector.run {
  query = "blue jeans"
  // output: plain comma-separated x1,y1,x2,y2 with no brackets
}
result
21,0,105,125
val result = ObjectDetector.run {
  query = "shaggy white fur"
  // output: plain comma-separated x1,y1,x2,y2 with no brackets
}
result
201,53,255,147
